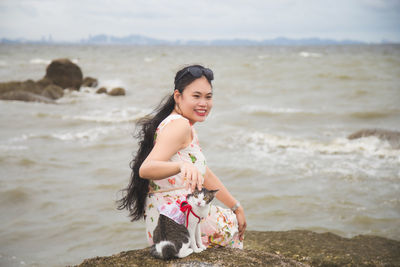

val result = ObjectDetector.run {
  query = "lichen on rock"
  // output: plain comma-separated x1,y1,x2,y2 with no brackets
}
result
74,230,400,267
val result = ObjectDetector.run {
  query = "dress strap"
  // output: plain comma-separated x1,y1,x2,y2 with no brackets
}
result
157,114,189,132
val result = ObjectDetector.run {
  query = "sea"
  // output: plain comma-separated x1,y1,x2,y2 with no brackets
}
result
0,44,399,266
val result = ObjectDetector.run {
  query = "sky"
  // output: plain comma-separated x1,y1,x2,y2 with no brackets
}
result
0,0,400,43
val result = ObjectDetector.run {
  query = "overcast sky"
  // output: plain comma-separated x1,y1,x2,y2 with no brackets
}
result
1,0,399,43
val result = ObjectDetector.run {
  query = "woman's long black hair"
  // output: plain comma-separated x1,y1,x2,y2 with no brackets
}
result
117,64,213,221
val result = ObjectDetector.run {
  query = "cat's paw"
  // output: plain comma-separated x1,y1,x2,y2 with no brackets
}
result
199,244,207,251
178,248,193,258
192,247,204,253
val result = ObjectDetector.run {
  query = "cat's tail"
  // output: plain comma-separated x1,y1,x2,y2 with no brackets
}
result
150,241,177,260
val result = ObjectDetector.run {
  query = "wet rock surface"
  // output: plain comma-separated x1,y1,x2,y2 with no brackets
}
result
44,58,83,90
74,230,400,267
0,58,111,103
348,128,400,149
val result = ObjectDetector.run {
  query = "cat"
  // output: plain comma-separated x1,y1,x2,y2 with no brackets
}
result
150,188,219,260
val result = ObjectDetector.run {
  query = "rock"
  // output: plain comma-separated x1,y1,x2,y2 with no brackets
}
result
44,58,83,90
96,87,107,94
41,84,64,99
75,247,306,267
348,128,400,149
82,77,98,88
108,87,126,96
0,90,55,103
0,80,63,102
36,77,53,89
74,230,400,267
0,80,42,95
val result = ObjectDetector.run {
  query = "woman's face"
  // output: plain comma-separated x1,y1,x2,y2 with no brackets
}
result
174,76,213,124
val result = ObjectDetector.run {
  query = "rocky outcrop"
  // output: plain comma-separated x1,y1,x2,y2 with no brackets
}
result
74,230,400,267
348,128,400,148
107,87,126,96
44,58,83,90
82,77,98,88
0,90,55,103
0,59,103,103
96,87,107,94
0,58,127,102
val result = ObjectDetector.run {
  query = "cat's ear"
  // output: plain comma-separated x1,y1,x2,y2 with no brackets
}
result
210,189,219,197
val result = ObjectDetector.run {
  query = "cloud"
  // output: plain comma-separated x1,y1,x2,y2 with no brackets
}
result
0,0,399,42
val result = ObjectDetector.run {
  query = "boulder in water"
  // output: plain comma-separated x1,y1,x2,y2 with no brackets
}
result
0,90,55,103
108,87,126,96
41,84,64,99
44,58,83,90
96,87,107,94
348,128,400,149
82,77,98,88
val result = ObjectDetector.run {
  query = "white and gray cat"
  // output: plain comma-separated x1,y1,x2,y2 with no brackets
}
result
150,188,218,260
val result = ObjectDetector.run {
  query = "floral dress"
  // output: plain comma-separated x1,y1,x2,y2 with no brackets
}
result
144,114,243,249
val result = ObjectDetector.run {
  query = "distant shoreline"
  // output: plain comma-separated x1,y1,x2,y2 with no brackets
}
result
2,34,399,46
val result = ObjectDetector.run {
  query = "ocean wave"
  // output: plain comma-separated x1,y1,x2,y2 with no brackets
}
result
230,131,400,159
97,79,126,89
62,107,148,123
29,58,52,65
349,111,395,119
0,145,29,151
0,60,7,66
299,51,322,58
3,126,126,144
242,105,400,119
257,55,270,60
29,58,78,65
242,105,318,116
51,126,120,142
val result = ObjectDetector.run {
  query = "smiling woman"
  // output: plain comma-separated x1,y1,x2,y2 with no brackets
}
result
118,64,246,250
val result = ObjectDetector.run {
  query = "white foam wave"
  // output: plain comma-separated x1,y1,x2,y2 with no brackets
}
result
4,126,124,144
242,105,318,115
62,107,149,123
233,131,400,159
144,57,155,62
29,58,51,65
299,52,322,58
51,126,118,142
98,79,126,89
257,55,270,60
0,145,28,151
0,60,7,66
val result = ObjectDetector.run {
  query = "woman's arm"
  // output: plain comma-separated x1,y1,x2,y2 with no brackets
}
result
139,118,205,190
139,118,190,179
203,166,247,241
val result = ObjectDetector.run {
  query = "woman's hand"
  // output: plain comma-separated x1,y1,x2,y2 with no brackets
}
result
180,161,204,192
235,206,247,241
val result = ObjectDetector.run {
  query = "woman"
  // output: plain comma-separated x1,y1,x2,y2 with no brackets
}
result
118,64,246,248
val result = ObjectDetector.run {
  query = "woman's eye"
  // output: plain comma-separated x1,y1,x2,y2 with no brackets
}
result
206,95,212,99
193,95,200,98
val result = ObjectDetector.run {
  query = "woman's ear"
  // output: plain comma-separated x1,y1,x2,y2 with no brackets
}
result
173,89,181,103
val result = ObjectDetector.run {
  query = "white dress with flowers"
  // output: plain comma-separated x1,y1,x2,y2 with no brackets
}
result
144,114,243,249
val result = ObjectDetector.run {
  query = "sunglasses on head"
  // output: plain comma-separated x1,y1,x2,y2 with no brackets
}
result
175,66,214,84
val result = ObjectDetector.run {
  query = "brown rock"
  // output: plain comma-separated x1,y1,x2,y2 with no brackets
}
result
0,80,42,96
41,84,64,99
36,77,53,89
74,230,400,267
82,77,98,88
348,128,400,149
96,87,107,94
44,58,83,90
0,90,55,103
108,87,126,96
